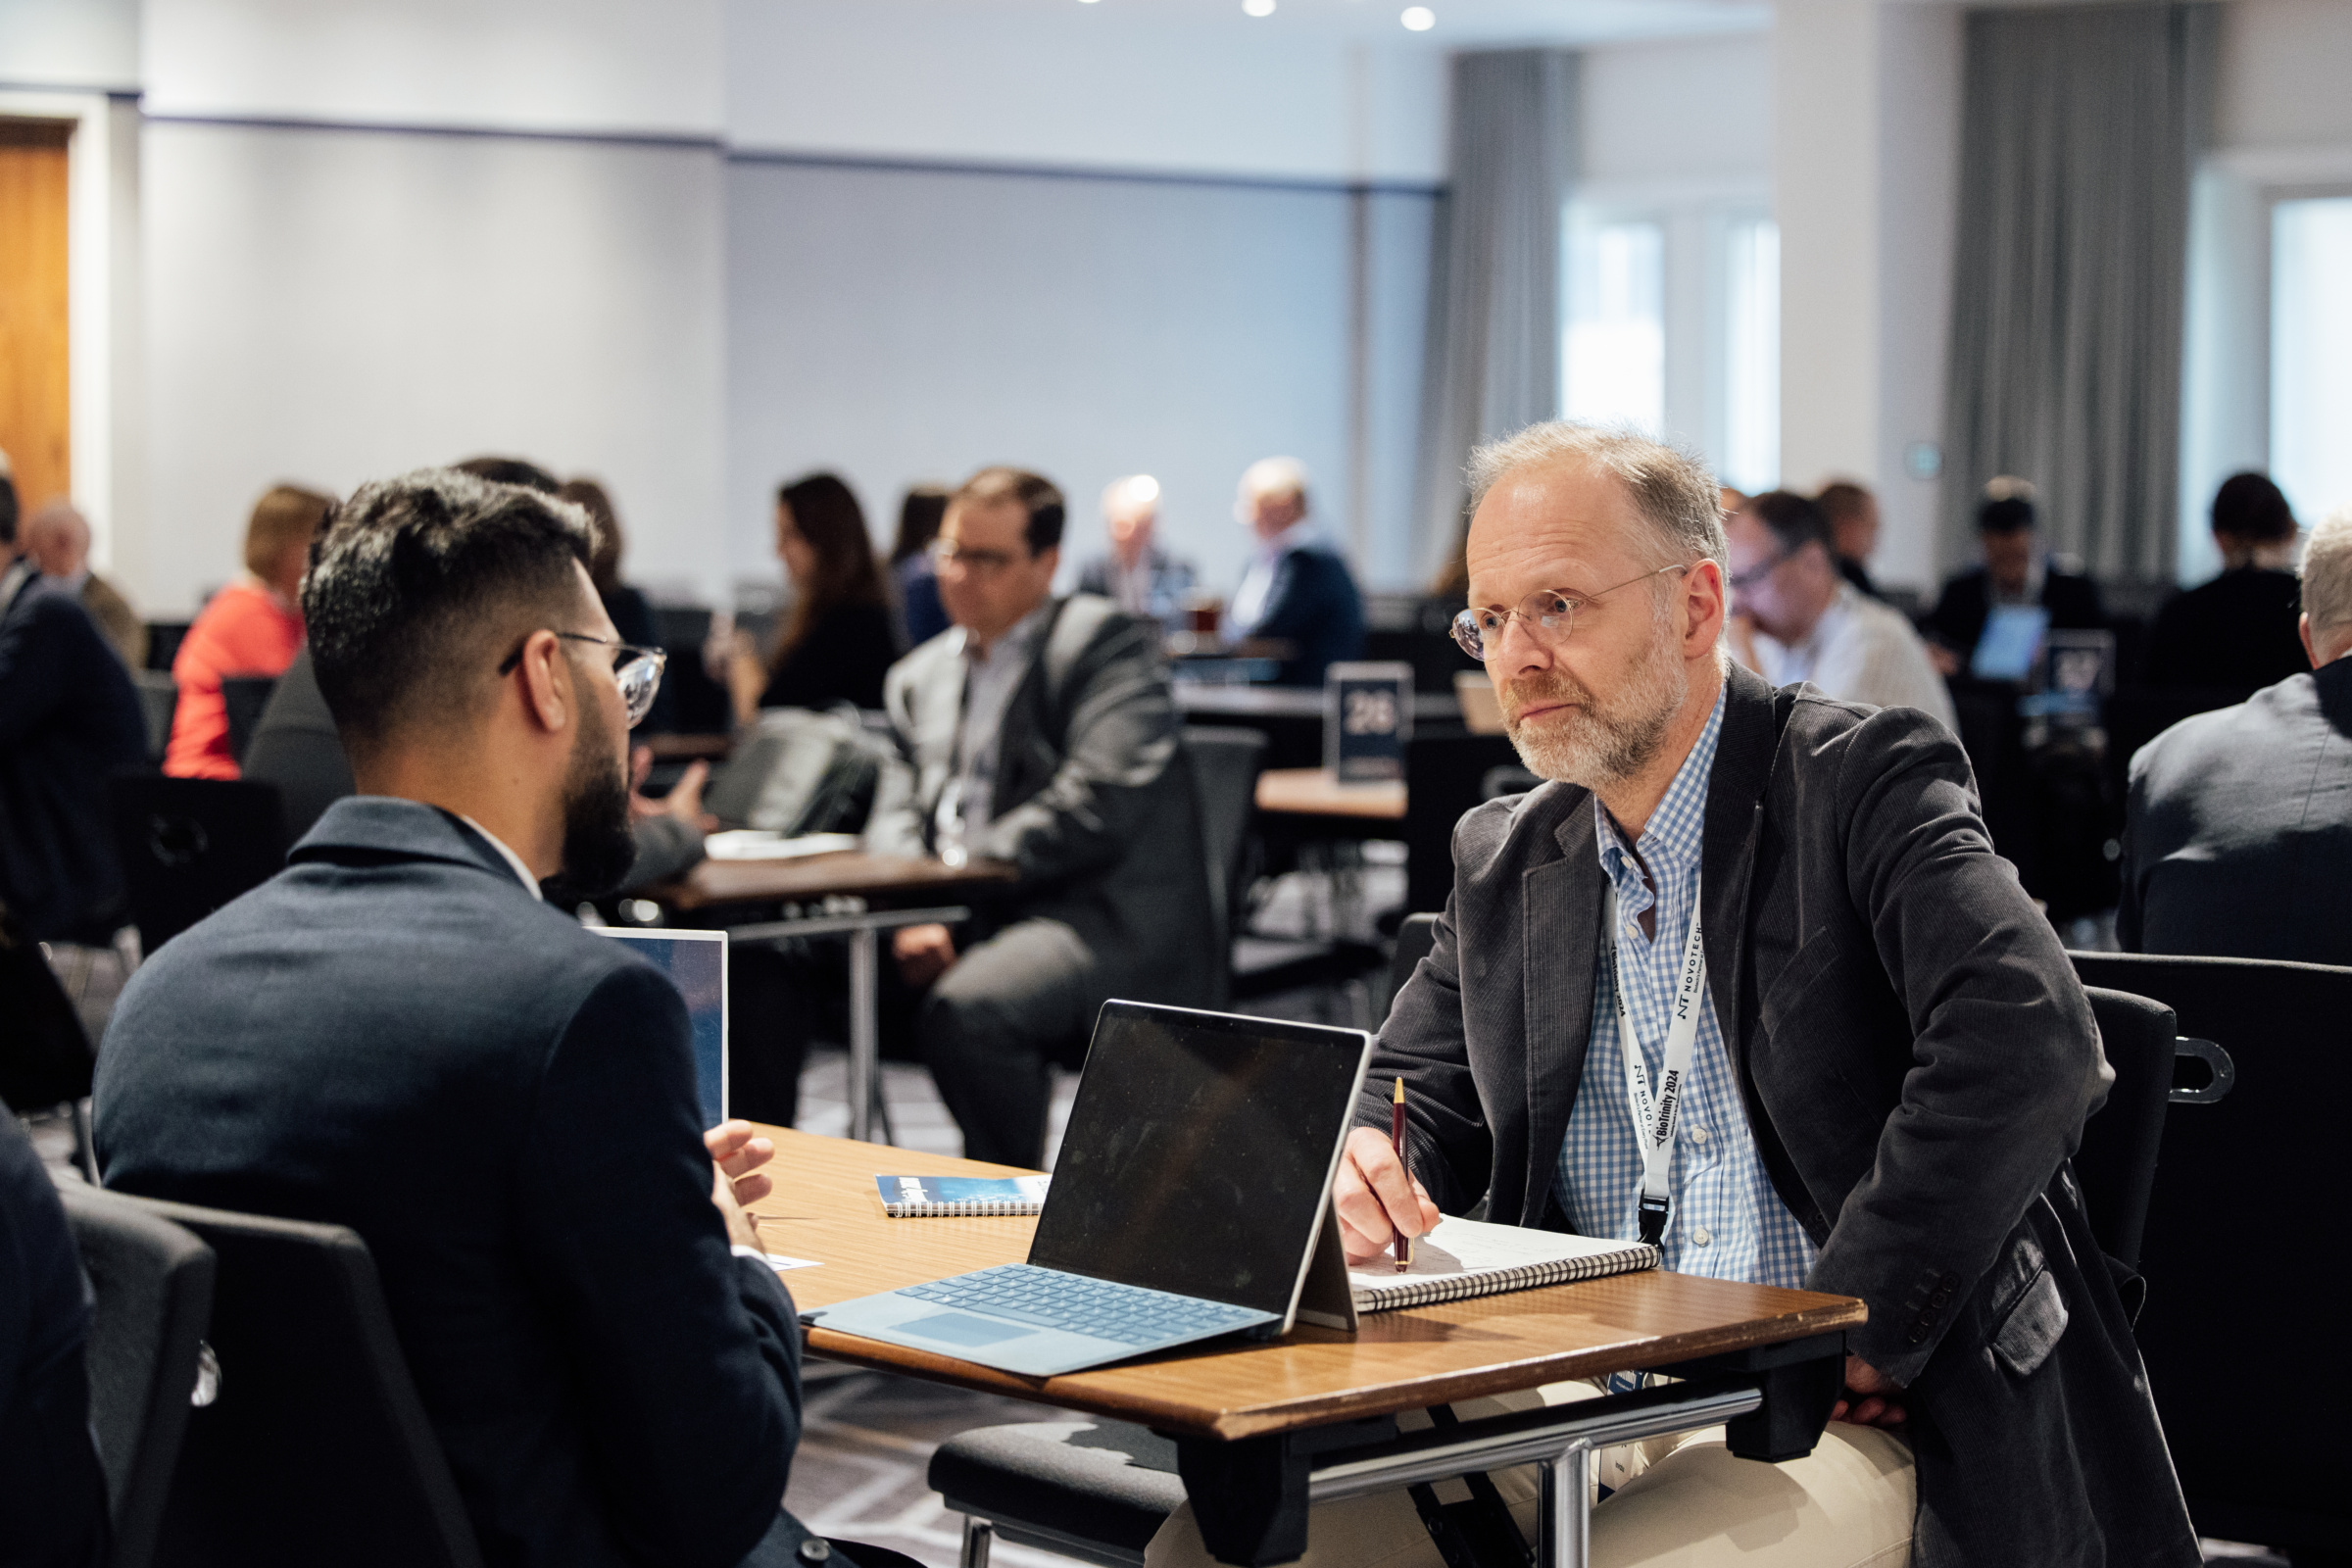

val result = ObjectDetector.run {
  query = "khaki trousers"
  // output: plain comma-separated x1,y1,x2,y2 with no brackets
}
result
1144,1381,1915,1568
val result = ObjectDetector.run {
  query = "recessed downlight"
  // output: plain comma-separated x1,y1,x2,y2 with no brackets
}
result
1244,0,1276,16
1401,6,1436,29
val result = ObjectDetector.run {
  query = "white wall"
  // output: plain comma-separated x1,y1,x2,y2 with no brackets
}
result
139,0,724,136
1580,32,1772,190
726,157,1435,599
2213,0,2352,153
0,0,138,89
139,121,727,612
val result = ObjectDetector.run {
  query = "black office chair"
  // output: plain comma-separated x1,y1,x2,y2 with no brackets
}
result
109,1196,487,1568
2069,951,2348,1558
0,905,101,1180
1182,726,1268,1009
130,672,178,765
108,775,285,956
931,1421,1187,1568
58,1187,217,1568
2069,986,2183,1277
217,676,279,767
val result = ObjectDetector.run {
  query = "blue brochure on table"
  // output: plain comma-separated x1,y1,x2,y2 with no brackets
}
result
875,1175,1052,1216
597,928,727,1129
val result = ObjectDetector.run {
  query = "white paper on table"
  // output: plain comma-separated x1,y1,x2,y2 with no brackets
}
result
705,831,862,862
762,1253,825,1272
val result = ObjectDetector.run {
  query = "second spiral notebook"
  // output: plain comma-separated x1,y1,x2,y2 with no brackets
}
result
875,1174,1052,1217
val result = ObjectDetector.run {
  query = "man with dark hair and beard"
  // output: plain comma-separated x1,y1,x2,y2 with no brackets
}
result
1149,423,2196,1568
95,468,839,1568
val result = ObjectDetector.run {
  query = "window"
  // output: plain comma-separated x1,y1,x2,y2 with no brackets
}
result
1560,215,1665,434
2272,196,2352,528
1556,197,1779,492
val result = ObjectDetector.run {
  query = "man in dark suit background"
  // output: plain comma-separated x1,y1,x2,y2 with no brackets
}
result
95,469,826,1568
869,466,1218,1168
1254,423,2193,1568
0,465,148,944
2142,470,2310,692
1925,478,2104,675
2121,503,2352,964
1223,456,1365,686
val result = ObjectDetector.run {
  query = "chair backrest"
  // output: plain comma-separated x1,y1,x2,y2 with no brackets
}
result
1389,912,1440,1005
1182,726,1269,1003
131,672,178,764
110,1195,487,1568
0,912,98,1111
217,677,280,768
1401,731,1523,919
2068,950,2352,1552
106,775,285,956
2070,986,2179,1273
58,1186,216,1568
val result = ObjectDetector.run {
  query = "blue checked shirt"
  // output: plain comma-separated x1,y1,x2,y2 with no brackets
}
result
1554,689,1818,1291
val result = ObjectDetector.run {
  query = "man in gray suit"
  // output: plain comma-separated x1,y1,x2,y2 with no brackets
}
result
1230,423,2191,1567
2120,501,2352,964
869,466,1217,1167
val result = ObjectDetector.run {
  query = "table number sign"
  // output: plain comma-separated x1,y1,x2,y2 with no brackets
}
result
1324,662,1416,783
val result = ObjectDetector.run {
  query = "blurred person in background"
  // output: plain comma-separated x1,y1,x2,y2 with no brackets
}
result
720,472,900,721
1925,478,2103,676
1224,456,1364,686
1815,479,1883,600
0,457,146,942
1077,473,1194,633
890,485,951,647
2120,503,2352,965
24,499,145,668
2142,471,2309,691
165,484,333,778
1726,490,1954,729
561,477,672,733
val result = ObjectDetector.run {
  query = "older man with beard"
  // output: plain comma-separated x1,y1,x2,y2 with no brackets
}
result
1146,424,2194,1568
96,469,841,1568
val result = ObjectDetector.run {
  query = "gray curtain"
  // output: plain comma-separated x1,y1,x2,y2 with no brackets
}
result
1414,50,1577,587
1939,2,2218,581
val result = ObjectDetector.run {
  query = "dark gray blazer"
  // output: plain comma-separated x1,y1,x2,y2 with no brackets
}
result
1373,664,2195,1566
868,594,1219,1007
2119,657,2352,964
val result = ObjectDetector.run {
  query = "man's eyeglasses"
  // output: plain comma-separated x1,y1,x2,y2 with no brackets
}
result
1726,551,1789,592
929,539,1028,576
1450,564,1692,661
498,631,667,727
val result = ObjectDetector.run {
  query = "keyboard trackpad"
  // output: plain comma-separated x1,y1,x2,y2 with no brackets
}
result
900,1312,1034,1348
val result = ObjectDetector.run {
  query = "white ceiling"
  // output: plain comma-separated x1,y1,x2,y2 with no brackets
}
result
769,0,1772,49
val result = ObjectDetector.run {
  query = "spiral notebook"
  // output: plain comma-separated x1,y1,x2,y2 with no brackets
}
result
1346,1216,1657,1312
875,1174,1052,1217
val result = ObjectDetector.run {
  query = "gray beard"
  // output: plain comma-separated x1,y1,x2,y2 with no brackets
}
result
1502,628,1689,791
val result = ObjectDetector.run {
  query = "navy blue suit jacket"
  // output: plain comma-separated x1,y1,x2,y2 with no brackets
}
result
0,575,146,940
1246,543,1365,687
1,1101,109,1568
95,799,808,1568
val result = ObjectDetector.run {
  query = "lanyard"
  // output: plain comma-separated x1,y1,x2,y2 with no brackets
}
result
1604,870,1708,1247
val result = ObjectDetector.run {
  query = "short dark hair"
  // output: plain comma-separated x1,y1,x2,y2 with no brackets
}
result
557,478,624,593
1742,490,1834,559
2211,471,2296,544
892,485,950,564
953,466,1065,556
0,471,17,548
454,456,562,495
1978,496,2036,535
1814,480,1873,525
304,468,594,755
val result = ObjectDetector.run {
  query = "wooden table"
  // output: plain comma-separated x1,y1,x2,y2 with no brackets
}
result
753,1128,1866,1568
644,732,735,761
645,854,1018,1142
1254,767,1407,822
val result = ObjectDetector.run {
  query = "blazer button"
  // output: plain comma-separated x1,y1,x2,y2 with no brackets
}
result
800,1541,832,1563
1929,1287,1952,1308
1906,1325,1929,1346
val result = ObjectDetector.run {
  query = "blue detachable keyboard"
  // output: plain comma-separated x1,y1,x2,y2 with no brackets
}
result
897,1264,1264,1347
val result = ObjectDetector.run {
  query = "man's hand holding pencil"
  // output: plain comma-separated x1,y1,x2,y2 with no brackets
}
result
1332,1088,1443,1267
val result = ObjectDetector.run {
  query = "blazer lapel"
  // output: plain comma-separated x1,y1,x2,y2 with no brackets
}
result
1701,665,1788,1079
1519,792,1601,1225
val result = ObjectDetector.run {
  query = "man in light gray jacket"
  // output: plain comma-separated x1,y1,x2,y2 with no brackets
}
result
868,466,1218,1167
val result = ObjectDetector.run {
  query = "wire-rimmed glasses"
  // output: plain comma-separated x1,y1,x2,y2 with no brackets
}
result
498,631,667,727
1449,564,1692,661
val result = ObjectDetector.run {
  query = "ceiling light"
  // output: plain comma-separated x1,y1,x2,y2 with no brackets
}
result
1244,0,1276,15
1401,6,1435,29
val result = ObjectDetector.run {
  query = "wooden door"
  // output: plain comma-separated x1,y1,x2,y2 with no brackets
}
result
0,119,72,519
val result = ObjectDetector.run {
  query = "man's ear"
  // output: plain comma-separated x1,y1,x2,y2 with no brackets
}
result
1683,560,1729,655
514,629,572,735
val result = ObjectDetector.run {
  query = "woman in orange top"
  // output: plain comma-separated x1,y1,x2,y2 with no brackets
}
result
165,485,334,779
